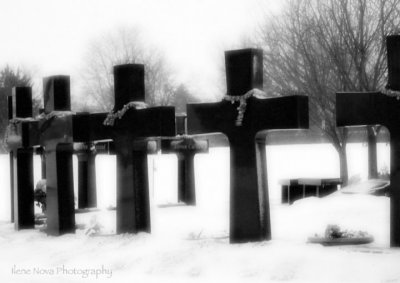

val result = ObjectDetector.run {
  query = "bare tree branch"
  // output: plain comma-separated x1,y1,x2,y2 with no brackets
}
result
256,0,400,184
80,27,176,112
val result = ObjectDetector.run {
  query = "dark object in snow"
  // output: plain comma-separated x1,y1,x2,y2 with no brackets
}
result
325,224,343,239
187,48,309,243
308,225,374,246
280,178,342,204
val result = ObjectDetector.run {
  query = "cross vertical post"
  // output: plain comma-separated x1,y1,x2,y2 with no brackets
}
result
6,91,14,223
75,142,97,209
41,76,75,235
177,148,196,204
11,87,35,229
176,115,189,203
36,108,46,179
176,114,186,135
187,49,309,243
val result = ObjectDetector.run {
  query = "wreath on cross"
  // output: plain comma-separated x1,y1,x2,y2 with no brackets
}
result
223,88,269,126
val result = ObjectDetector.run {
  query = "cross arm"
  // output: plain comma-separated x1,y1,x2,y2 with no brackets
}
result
5,121,39,150
187,95,309,136
13,112,111,148
252,95,309,134
187,101,235,135
336,92,388,127
73,112,112,142
113,106,175,138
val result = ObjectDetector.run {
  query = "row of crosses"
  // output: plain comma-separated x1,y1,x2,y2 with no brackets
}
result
4,34,400,247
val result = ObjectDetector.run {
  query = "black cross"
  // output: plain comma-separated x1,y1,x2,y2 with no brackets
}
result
11,76,112,235
73,141,116,210
336,34,400,247
187,49,309,243
106,64,175,233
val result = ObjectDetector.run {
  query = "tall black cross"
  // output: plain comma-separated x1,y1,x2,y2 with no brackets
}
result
336,35,400,247
187,49,309,243
161,115,209,205
108,64,175,233
14,76,111,235
7,87,35,229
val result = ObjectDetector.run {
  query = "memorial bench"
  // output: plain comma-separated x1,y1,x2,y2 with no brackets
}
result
280,178,342,204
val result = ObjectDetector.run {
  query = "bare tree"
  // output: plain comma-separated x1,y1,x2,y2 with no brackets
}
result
80,27,176,111
257,0,400,185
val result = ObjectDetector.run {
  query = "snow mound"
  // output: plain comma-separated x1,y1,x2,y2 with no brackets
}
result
0,194,396,283
273,194,389,247
339,179,389,195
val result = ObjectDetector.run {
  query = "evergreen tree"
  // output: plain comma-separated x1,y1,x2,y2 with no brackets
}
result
0,65,33,153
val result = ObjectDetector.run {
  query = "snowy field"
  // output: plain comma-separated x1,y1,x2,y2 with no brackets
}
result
0,143,398,283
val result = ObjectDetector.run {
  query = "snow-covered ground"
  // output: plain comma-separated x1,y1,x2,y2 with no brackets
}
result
0,144,397,283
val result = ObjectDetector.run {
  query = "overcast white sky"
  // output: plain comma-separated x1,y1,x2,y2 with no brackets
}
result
0,0,283,102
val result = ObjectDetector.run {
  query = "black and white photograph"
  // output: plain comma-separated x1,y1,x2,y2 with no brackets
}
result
0,0,400,282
